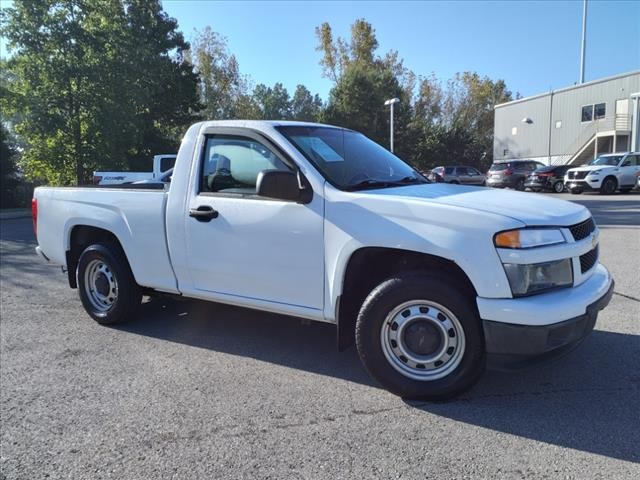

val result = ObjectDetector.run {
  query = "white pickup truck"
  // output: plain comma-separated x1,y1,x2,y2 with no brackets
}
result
92,154,176,185
33,121,614,399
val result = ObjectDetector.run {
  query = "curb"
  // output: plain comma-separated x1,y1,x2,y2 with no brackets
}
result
0,209,31,220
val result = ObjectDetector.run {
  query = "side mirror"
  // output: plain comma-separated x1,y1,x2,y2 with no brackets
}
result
256,170,311,203
621,161,631,167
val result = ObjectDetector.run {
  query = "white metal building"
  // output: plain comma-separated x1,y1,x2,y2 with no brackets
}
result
493,71,640,165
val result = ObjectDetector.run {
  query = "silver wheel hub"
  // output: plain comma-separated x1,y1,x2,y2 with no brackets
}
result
380,300,466,381
84,259,118,312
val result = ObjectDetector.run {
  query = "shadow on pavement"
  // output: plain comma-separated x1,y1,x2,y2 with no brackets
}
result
118,297,374,386
119,296,640,464
412,328,640,464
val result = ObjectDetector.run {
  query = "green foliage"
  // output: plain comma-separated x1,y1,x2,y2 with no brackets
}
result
317,19,413,157
291,85,323,122
187,26,249,120
317,19,512,172
253,82,292,119
2,7,513,186
1,122,19,188
187,29,322,123
1,0,200,185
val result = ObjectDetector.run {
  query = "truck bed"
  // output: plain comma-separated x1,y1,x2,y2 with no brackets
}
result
35,187,178,293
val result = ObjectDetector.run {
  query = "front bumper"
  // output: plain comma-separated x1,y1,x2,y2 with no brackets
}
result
565,177,601,192
477,264,614,368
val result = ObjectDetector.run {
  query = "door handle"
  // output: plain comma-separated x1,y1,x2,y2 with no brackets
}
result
189,206,219,222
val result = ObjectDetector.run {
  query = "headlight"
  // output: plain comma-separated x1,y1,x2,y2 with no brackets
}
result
494,229,565,249
503,259,573,296
588,170,602,176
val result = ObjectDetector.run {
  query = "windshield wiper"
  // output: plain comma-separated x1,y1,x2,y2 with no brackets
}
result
345,176,426,191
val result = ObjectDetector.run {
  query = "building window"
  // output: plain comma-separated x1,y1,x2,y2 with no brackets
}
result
511,127,517,135
594,103,606,119
555,120,562,129
581,105,593,122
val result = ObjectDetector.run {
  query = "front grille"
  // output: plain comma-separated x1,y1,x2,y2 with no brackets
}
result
568,171,588,180
569,217,595,241
580,245,599,274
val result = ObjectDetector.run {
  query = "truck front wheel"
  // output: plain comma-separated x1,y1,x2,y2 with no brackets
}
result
77,243,141,325
355,273,485,400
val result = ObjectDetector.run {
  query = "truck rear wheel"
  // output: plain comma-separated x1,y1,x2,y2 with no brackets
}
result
77,243,141,325
355,273,485,400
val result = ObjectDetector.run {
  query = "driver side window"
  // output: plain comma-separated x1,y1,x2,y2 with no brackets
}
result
201,136,290,195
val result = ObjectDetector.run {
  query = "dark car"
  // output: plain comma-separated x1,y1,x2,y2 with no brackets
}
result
428,165,486,185
524,164,571,193
486,160,545,190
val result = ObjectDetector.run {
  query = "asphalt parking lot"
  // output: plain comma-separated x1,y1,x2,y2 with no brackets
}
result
1,191,639,479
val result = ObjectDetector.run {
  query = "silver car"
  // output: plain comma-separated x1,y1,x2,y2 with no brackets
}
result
429,165,486,185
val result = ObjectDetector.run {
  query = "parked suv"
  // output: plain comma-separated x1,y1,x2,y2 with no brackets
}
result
429,165,486,185
565,152,640,195
486,160,545,190
525,164,572,193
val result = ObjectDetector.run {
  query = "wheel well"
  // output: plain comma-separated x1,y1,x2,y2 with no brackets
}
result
603,175,618,185
66,226,125,288
336,247,477,351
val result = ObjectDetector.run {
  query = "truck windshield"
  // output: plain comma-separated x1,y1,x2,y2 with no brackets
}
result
590,155,622,166
276,126,426,190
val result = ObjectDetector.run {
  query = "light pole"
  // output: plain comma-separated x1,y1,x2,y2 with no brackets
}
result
579,0,587,84
384,97,400,152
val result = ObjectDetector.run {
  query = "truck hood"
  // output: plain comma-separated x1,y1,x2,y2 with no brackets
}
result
362,183,590,227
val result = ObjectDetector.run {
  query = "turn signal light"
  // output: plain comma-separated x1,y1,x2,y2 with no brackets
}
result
495,230,520,248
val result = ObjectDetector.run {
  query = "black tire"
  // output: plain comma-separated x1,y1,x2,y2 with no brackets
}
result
553,181,565,193
355,273,485,400
77,243,141,325
515,178,525,191
600,177,617,195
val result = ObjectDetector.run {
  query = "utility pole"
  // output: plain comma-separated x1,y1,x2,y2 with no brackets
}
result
579,0,587,84
384,98,400,152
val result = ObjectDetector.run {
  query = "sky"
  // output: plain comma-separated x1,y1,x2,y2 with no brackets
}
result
2,0,639,101
159,0,639,100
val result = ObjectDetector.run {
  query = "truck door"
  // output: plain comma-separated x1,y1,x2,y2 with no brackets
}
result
180,130,325,315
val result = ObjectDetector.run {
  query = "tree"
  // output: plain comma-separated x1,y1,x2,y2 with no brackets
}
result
413,74,443,125
291,85,322,122
0,0,200,185
441,72,513,168
252,82,292,119
1,122,20,206
315,19,380,85
187,26,251,120
317,19,414,157
315,20,514,171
